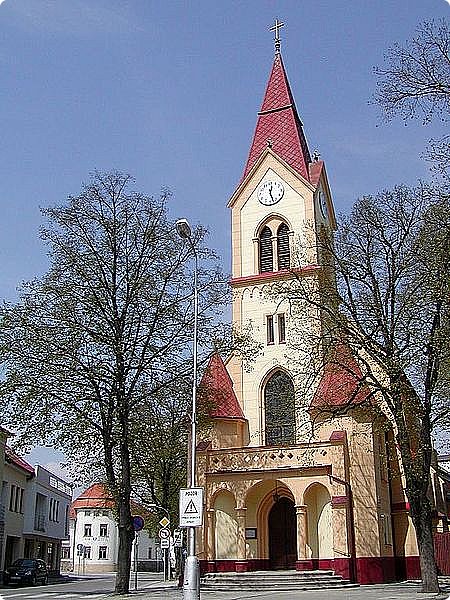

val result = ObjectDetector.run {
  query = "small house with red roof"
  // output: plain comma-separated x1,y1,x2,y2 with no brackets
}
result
194,27,443,585
62,484,159,574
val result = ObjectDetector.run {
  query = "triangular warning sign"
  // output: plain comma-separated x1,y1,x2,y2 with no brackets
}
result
184,500,198,514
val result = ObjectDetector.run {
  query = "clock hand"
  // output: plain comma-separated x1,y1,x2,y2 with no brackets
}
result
268,183,274,202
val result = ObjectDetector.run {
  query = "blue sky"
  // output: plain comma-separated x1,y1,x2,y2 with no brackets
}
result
1,0,448,478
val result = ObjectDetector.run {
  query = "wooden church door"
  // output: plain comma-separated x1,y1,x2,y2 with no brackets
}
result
268,497,297,569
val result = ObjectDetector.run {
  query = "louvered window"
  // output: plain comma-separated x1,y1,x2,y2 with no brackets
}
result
259,226,273,273
277,223,290,270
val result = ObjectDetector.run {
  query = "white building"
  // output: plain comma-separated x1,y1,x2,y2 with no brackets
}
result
62,484,160,574
1,447,71,576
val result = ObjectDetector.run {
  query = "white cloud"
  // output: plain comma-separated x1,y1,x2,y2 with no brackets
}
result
42,461,71,482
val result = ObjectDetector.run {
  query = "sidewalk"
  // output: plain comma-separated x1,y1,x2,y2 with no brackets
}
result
113,578,450,600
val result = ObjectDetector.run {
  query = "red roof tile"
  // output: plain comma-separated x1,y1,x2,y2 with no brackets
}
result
69,483,150,519
310,345,372,410
309,160,324,188
199,353,245,419
5,446,35,476
242,53,311,182
70,484,114,516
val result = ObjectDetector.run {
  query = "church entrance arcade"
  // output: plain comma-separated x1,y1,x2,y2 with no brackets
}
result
203,478,338,571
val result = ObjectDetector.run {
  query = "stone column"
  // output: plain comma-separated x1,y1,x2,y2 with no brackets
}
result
205,508,216,572
271,236,277,270
295,504,307,560
253,238,259,272
235,507,248,572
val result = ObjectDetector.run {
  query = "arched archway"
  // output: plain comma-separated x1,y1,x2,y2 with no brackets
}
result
213,490,238,559
304,483,332,559
264,370,295,446
268,496,297,569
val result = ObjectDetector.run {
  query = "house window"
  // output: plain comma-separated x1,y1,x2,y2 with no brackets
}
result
61,547,70,559
65,506,69,537
264,370,295,446
259,226,273,273
98,546,107,560
9,485,24,513
9,484,15,511
278,314,286,343
84,546,91,559
266,315,274,345
277,223,290,269
148,547,152,559
49,498,59,522
100,523,108,537
84,524,92,537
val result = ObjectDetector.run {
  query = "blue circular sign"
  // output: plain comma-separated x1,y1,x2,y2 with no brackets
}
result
132,515,145,531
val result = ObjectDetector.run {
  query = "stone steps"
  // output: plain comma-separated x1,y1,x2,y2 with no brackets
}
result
201,569,358,591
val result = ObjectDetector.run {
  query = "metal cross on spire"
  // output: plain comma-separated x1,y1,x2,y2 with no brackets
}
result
269,18,285,53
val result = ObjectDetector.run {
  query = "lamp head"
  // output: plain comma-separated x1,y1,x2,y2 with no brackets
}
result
175,218,192,239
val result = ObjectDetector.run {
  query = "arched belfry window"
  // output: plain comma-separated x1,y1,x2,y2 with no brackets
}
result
259,226,273,273
264,371,295,446
277,223,290,270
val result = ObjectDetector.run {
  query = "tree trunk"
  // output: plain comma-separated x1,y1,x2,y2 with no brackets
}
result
115,498,135,594
114,406,134,595
410,498,440,593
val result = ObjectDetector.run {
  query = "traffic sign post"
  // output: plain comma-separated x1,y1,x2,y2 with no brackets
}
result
158,526,171,581
76,544,84,575
179,488,204,527
133,531,140,590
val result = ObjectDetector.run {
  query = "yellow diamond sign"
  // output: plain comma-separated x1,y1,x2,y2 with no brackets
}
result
159,516,170,528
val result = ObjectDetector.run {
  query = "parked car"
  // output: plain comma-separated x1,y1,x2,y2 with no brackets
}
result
3,558,48,586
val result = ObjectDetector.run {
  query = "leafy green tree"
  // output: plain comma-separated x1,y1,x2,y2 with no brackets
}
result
0,172,227,594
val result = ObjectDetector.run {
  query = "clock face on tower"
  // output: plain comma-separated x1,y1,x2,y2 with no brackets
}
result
257,180,284,206
318,189,328,218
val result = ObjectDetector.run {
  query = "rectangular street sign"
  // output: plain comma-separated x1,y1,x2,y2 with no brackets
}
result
179,487,204,527
173,529,183,547
160,538,170,549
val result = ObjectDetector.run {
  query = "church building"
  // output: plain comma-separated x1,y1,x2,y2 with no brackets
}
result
195,24,425,585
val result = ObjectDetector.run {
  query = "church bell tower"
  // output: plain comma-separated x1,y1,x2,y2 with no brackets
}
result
224,19,336,447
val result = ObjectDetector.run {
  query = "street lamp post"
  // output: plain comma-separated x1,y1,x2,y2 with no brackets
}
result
176,218,200,600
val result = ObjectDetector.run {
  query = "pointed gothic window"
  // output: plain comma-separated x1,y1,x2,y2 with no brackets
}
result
264,371,295,446
259,226,273,273
277,223,290,270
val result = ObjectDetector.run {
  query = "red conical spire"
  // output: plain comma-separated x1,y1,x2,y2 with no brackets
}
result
199,353,244,419
242,53,311,182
